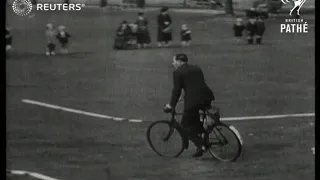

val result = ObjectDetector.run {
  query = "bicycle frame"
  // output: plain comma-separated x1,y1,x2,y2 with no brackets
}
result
147,102,242,161
169,109,219,127
162,110,182,141
169,99,221,125
164,98,223,147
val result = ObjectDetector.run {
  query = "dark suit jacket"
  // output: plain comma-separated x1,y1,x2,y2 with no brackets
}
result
170,64,215,110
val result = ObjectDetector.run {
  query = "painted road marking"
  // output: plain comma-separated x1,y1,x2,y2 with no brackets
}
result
221,113,315,121
7,170,60,180
22,99,314,122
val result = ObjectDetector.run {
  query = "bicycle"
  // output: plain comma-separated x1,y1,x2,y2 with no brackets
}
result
146,105,243,162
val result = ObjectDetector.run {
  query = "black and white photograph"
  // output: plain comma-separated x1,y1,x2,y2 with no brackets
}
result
6,0,315,179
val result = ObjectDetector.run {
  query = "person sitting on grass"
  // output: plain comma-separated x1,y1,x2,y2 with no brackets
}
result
114,20,134,50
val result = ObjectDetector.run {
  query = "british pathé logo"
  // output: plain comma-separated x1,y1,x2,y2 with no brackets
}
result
280,18,308,33
281,0,307,16
280,0,309,34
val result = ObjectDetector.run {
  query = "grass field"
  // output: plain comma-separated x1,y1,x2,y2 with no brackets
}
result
6,6,315,180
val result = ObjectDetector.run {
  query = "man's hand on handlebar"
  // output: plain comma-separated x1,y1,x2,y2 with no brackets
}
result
163,104,173,113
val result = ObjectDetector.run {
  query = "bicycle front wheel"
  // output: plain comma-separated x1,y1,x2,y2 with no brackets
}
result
207,123,243,162
146,120,185,158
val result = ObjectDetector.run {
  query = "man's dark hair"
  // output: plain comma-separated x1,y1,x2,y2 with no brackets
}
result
175,53,188,63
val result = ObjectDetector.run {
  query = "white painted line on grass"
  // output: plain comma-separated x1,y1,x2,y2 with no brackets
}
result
22,99,314,123
112,117,125,121
22,99,114,120
221,113,315,121
7,170,60,180
129,119,144,123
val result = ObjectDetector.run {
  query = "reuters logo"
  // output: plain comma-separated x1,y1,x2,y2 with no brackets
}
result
12,0,33,16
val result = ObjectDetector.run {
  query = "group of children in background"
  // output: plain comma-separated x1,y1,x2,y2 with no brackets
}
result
7,8,265,54
114,12,152,50
233,8,266,45
6,24,71,56
114,11,192,50
45,23,71,56
114,9,265,50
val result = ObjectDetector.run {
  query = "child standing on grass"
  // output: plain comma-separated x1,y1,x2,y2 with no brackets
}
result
246,18,257,45
135,12,151,48
46,23,56,56
56,25,71,54
6,27,13,51
233,18,245,43
256,16,266,44
180,24,191,47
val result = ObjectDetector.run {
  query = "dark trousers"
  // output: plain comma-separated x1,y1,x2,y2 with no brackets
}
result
136,31,151,44
181,103,211,147
47,43,55,52
6,37,12,45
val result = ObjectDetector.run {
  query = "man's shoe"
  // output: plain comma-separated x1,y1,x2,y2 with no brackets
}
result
192,148,204,158
183,138,189,149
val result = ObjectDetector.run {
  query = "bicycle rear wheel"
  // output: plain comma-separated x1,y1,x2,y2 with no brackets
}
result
146,120,185,157
207,123,243,162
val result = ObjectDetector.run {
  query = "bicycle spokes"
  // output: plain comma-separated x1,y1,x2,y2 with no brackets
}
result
206,124,243,162
213,127,229,145
162,127,175,141
146,120,185,157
